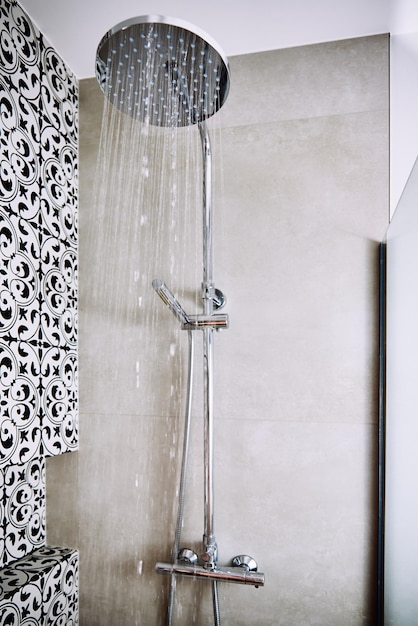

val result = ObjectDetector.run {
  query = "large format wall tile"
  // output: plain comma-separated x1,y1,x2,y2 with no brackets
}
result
218,35,388,129
45,34,388,625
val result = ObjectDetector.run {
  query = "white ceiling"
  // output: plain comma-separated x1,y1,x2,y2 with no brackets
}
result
18,0,391,79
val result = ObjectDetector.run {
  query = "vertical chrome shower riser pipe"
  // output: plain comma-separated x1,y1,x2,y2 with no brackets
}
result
198,122,217,569
199,122,214,295
199,121,220,626
202,323,216,563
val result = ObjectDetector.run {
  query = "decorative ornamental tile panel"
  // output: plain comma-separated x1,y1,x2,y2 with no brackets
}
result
1,456,45,567
0,545,79,625
38,120,78,457
0,8,42,468
0,467,4,562
0,0,79,582
38,23,78,459
0,582,43,625
0,0,78,467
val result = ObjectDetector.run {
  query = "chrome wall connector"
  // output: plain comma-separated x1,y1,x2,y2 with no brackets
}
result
201,284,226,310
177,549,198,565
200,534,218,569
232,555,259,572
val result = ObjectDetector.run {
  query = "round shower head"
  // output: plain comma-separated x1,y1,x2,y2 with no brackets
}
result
96,15,230,127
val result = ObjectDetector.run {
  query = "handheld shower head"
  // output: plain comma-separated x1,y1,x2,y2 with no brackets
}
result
152,279,229,330
152,279,191,325
96,15,230,127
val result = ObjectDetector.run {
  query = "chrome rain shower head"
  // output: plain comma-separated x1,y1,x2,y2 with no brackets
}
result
96,15,230,127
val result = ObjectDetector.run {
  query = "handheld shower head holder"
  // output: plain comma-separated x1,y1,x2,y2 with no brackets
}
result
152,279,228,330
182,314,228,331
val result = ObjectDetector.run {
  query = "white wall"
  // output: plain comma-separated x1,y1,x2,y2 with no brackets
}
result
389,0,418,213
18,0,390,78
384,4,418,625
385,158,418,625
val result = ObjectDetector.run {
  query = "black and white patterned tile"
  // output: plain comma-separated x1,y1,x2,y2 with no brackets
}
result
1,0,78,582
1,0,78,470
0,545,79,624
0,1,43,469
1,456,45,567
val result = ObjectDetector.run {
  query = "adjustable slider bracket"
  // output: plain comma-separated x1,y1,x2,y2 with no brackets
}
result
182,314,229,331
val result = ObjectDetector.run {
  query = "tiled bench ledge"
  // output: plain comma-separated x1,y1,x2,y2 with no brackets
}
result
0,546,78,625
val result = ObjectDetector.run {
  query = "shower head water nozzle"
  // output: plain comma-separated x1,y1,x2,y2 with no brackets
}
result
96,15,230,127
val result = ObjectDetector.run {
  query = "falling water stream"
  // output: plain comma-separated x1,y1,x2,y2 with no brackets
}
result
84,27,227,623
80,18,235,626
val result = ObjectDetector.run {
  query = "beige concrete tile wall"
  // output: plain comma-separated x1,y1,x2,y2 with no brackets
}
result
47,34,389,625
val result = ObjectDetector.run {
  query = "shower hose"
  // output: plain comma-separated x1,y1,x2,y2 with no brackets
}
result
167,330,221,626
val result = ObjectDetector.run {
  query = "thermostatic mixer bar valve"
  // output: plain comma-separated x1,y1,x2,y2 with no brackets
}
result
155,560,265,588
